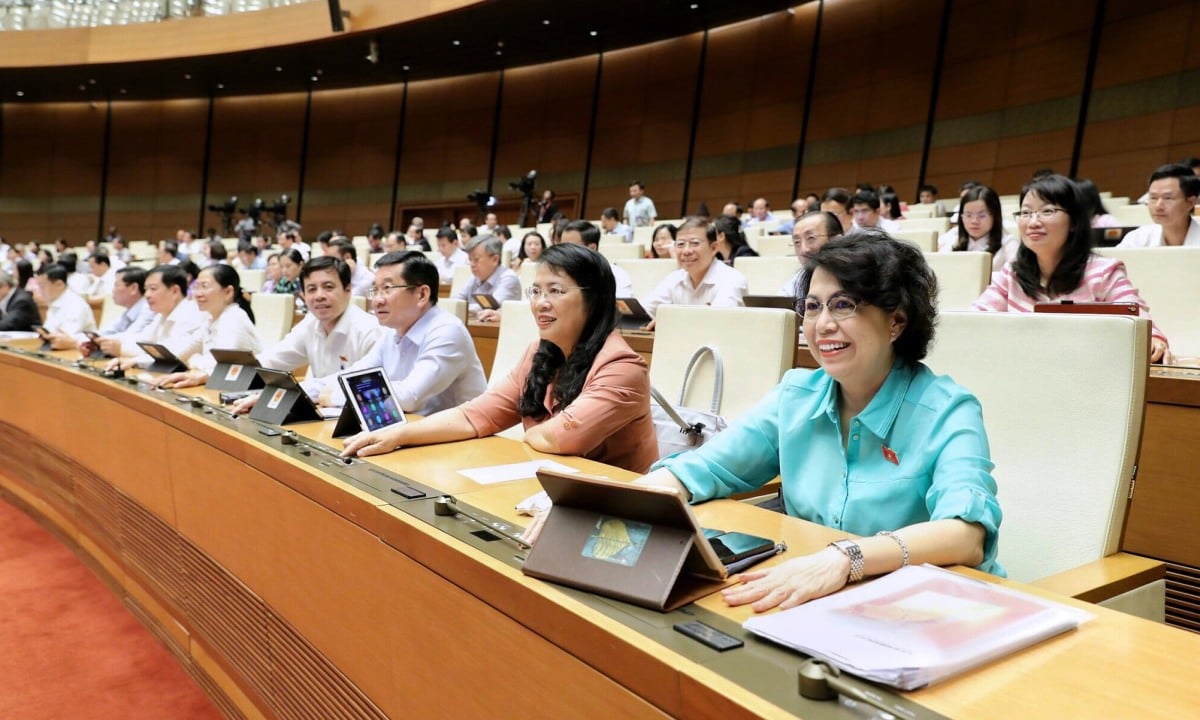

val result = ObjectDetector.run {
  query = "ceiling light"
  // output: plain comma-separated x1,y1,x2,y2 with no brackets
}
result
275,66,283,72
184,73,192,80
542,19,550,25
402,65,410,71
452,40,460,46
589,30,598,36
216,83,224,89
15,91,24,97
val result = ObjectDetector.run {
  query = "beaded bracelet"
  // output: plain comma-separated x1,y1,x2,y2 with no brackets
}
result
877,530,910,568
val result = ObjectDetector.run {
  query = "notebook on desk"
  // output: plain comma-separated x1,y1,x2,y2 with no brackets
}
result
615,298,653,330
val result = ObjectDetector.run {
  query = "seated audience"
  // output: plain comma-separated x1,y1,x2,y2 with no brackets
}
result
273,249,304,296
780,210,843,298
711,215,759,266
529,232,1002,611
1117,163,1200,248
880,191,905,222
776,198,809,235
972,174,1171,363
1076,179,1118,228
512,231,546,271
262,253,282,293
452,235,523,322
83,252,117,309
917,183,947,216
309,251,487,415
151,265,264,388
819,187,854,234
342,243,657,473
937,185,1018,277
649,223,677,260
105,265,208,370
37,263,97,349
331,239,374,298
232,256,382,413
560,220,634,297
742,198,777,229
434,226,469,283
82,267,156,357
0,269,39,332
237,242,266,271
851,190,901,233
643,217,748,326
599,207,634,243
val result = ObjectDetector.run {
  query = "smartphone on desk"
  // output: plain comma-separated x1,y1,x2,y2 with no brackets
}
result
708,531,777,566
31,324,52,341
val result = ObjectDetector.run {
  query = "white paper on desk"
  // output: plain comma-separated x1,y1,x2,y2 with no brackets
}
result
0,331,38,340
459,459,579,485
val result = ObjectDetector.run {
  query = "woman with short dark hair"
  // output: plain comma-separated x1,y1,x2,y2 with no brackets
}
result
342,243,657,473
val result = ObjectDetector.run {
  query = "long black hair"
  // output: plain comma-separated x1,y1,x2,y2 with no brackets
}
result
1012,174,1094,298
953,184,1004,255
200,263,255,323
518,243,619,419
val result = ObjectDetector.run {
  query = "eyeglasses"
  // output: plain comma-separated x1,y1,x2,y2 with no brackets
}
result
673,239,707,250
526,286,588,300
1012,207,1067,222
793,234,828,247
366,284,416,298
801,295,864,321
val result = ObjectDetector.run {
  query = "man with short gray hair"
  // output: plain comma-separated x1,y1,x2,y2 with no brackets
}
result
452,236,522,321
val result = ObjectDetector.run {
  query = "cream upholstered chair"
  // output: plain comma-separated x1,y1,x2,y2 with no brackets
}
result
650,305,796,422
350,295,368,311
751,235,795,256
924,312,1163,620
735,256,802,295
237,268,265,294
613,258,677,300
898,217,950,233
448,264,473,299
441,297,468,324
368,252,385,271
517,261,540,289
922,251,990,310
891,228,938,252
597,243,645,261
97,294,123,330
251,292,295,345
1109,205,1150,226
1096,247,1200,358
489,300,538,439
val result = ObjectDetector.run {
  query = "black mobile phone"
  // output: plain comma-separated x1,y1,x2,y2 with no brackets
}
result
708,532,777,565
84,331,101,342
32,324,52,340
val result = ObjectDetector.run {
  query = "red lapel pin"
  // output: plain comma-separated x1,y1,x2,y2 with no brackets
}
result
882,445,899,465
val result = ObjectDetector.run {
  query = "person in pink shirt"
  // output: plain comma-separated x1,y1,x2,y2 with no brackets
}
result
342,243,658,473
971,174,1170,363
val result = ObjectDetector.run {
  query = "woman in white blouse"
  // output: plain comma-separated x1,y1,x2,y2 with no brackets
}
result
152,264,263,389
937,185,1018,278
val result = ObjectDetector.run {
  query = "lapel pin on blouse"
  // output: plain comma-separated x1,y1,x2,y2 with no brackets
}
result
881,445,899,465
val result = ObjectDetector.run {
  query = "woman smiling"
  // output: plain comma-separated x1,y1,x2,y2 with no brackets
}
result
342,243,657,473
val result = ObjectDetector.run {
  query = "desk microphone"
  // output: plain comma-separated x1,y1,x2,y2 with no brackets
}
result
433,496,530,549
798,659,911,719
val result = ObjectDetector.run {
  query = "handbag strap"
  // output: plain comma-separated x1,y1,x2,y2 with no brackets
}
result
678,345,724,414
650,386,704,437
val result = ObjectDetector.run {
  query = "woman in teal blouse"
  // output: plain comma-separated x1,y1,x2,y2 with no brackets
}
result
648,231,1003,612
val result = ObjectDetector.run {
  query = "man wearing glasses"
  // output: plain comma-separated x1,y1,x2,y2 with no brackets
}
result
311,251,486,416
781,211,844,300
1117,164,1200,248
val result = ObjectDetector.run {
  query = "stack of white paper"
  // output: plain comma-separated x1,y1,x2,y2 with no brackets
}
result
744,564,1092,690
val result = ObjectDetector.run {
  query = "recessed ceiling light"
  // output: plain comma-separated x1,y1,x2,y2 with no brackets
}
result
542,19,550,25
690,3,699,8
402,65,410,71
275,66,283,72
119,88,127,94
15,90,24,97
311,76,319,82
452,40,460,46
216,83,224,89
184,73,192,80
495,50,502,56
589,30,598,36
78,84,86,91
88,78,96,85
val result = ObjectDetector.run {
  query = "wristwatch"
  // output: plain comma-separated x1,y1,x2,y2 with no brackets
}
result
829,539,865,583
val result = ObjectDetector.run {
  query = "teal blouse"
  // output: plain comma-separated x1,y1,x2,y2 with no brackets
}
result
655,360,1004,576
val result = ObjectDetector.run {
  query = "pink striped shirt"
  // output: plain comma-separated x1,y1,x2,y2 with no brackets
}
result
971,255,1168,345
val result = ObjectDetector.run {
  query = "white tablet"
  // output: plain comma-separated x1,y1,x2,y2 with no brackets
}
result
336,366,407,432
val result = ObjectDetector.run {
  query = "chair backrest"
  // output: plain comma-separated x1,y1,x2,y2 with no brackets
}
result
489,300,538,386
1096,246,1200,357
98,293,123,330
650,305,797,421
613,258,678,300
898,217,950,233
368,252,385,271
441,297,468,324
448,264,474,298
237,268,265,294
1109,205,1150,227
350,295,367,311
250,292,296,345
922,251,990,310
352,236,371,262
750,235,795,256
891,229,938,252
597,243,645,262
924,312,1149,582
734,256,802,295
517,261,540,288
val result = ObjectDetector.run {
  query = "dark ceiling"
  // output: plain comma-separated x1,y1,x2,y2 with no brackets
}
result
0,0,802,103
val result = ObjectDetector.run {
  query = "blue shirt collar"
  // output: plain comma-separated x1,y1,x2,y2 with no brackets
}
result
809,359,916,439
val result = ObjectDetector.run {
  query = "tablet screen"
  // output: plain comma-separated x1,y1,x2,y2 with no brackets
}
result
341,368,406,431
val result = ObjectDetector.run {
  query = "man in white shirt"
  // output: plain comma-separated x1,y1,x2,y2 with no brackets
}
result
480,212,501,237
623,180,658,228
312,251,487,416
83,266,157,357
329,239,374,298
434,227,469,283
38,262,98,349
84,252,118,310
644,217,747,329
1117,164,1200,248
561,220,634,298
452,236,523,321
918,184,948,217
743,198,778,230
599,208,634,243
233,256,382,413
820,188,854,234
851,190,901,233
158,240,182,266
105,264,207,370
279,230,311,260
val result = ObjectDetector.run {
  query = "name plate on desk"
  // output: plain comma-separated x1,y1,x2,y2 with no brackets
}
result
522,469,731,612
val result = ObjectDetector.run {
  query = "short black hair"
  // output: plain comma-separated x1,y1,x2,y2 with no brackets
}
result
801,229,938,364
436,227,458,242
600,207,620,221
36,263,69,283
1148,163,1200,198
376,250,440,305
331,239,357,263
821,187,852,209
563,219,601,248
851,190,881,211
117,266,147,293
300,255,351,287
89,252,111,268
150,264,189,295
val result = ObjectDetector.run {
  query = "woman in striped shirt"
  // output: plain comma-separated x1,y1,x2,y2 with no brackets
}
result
971,174,1170,363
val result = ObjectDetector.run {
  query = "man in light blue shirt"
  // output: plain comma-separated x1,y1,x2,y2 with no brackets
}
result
313,251,487,416
622,180,658,227
452,235,522,320
600,207,634,243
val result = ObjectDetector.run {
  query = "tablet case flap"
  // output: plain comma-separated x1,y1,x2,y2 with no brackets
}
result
248,384,322,425
207,360,265,391
330,403,361,438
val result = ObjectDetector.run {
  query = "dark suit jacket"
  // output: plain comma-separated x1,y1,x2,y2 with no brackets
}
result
0,288,41,332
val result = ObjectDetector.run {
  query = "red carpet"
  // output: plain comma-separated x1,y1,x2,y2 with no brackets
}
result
0,497,224,720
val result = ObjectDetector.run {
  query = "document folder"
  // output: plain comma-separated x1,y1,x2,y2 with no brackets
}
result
522,469,731,612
